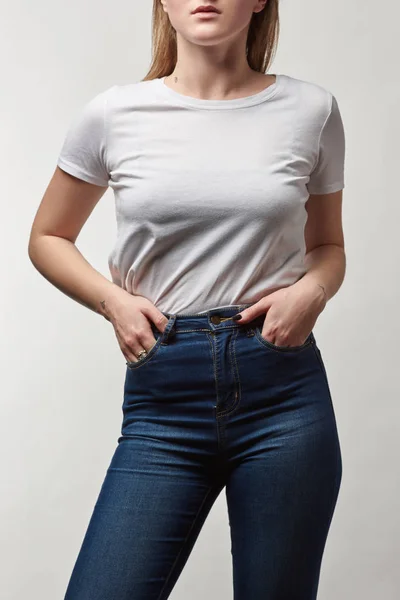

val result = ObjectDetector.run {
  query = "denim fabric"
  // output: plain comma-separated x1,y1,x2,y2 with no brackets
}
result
64,303,342,600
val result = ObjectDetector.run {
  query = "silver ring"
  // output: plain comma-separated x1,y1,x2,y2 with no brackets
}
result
137,350,148,359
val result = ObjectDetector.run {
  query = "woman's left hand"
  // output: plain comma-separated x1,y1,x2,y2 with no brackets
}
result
233,280,327,347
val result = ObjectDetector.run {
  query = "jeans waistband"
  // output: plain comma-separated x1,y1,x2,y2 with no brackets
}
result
154,303,264,334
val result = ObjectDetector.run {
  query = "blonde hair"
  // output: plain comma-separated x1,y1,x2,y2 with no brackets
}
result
141,1,280,81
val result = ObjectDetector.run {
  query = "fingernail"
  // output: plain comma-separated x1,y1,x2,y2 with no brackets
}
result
232,314,242,321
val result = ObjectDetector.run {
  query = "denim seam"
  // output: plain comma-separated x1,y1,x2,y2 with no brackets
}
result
156,486,214,600
311,343,335,414
126,316,175,369
312,344,342,539
125,338,164,370
253,326,314,354
172,328,242,334
310,341,342,506
171,328,212,333
216,327,241,417
205,332,218,412
211,330,221,415
205,332,224,452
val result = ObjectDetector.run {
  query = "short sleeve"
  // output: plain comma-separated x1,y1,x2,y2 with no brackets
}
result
306,93,346,195
56,87,113,187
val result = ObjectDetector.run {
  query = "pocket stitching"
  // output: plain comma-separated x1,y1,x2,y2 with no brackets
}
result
126,319,172,370
253,325,313,353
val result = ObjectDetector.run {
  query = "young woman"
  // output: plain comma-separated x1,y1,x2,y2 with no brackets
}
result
29,1,346,598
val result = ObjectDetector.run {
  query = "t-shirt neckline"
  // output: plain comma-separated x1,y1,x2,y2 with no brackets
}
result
154,73,284,110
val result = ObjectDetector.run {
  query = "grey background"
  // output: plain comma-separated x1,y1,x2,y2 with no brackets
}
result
2,0,398,598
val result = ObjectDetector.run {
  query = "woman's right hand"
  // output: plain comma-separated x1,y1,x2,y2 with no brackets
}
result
100,292,169,364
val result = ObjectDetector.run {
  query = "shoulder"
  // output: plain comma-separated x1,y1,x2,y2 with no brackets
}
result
80,79,156,115
106,78,158,107
280,73,334,122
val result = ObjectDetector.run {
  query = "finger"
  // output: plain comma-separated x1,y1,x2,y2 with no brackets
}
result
261,329,276,345
125,328,155,363
139,327,159,352
232,300,267,324
114,332,139,364
125,340,148,363
132,322,160,360
142,307,169,333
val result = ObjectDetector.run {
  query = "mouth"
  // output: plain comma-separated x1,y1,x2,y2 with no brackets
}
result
191,5,221,15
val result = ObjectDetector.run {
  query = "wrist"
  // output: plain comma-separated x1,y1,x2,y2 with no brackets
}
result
312,282,327,310
296,277,327,310
96,285,125,320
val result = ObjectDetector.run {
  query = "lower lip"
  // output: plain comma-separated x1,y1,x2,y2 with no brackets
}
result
192,11,220,17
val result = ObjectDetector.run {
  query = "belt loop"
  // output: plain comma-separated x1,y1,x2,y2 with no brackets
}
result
161,314,176,345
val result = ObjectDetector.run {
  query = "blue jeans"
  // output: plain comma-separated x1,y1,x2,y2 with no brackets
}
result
64,304,342,599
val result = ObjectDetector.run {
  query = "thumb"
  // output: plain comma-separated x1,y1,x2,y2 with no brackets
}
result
146,307,170,333
158,312,170,333
232,298,271,324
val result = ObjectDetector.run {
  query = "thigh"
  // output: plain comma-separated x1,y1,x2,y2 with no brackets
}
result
64,436,223,600
225,337,342,600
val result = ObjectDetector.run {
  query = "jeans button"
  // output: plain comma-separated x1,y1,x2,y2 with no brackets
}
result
210,315,221,324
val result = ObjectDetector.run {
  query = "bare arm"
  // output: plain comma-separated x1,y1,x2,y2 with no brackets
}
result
232,189,346,347
28,166,168,363
298,189,346,305
28,166,123,320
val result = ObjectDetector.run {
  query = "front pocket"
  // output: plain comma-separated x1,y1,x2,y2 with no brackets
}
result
125,317,172,370
253,324,314,353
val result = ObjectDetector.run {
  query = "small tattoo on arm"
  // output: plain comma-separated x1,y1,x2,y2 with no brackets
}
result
99,299,111,321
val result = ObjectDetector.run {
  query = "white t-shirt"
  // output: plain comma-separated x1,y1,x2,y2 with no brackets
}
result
57,73,345,314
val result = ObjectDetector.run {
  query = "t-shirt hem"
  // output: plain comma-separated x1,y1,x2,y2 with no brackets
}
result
307,181,345,195
57,158,109,187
